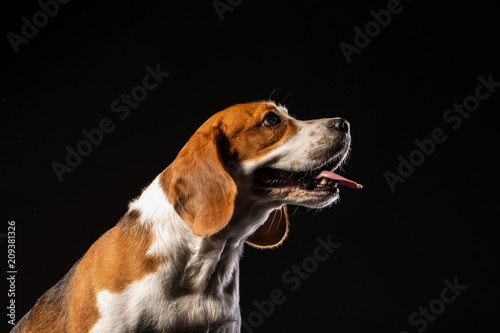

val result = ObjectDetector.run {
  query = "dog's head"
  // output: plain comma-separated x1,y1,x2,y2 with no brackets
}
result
160,102,361,247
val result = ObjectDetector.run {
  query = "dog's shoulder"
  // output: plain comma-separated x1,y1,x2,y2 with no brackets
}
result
12,258,81,332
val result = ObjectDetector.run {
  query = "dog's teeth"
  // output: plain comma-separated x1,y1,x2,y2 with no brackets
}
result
320,178,328,185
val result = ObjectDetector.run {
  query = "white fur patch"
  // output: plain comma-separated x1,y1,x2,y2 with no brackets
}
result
128,177,200,258
90,265,228,332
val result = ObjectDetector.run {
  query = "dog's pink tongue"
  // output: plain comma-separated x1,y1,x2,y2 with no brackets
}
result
311,171,363,189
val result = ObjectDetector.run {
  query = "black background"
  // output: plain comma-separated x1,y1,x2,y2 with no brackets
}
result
2,0,499,332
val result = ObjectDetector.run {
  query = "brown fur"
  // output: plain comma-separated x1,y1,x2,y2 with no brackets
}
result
13,211,168,333
163,126,238,237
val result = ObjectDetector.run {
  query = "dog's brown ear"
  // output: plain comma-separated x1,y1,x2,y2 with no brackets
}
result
166,127,237,237
247,205,289,248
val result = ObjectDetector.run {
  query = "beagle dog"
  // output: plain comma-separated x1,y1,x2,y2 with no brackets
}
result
12,101,361,333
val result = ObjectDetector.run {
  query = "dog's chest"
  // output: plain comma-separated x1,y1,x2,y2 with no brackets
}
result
90,264,239,332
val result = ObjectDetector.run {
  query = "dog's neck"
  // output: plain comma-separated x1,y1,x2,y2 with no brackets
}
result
127,177,273,296
178,197,275,294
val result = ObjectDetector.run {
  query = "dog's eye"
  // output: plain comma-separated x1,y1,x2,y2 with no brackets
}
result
262,112,281,127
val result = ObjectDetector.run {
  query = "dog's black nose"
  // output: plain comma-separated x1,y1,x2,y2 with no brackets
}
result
329,118,350,133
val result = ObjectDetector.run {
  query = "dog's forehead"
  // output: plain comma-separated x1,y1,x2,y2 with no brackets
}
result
227,101,286,116
274,104,290,117
238,101,282,117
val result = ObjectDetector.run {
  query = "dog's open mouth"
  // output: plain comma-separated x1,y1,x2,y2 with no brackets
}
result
254,163,362,191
